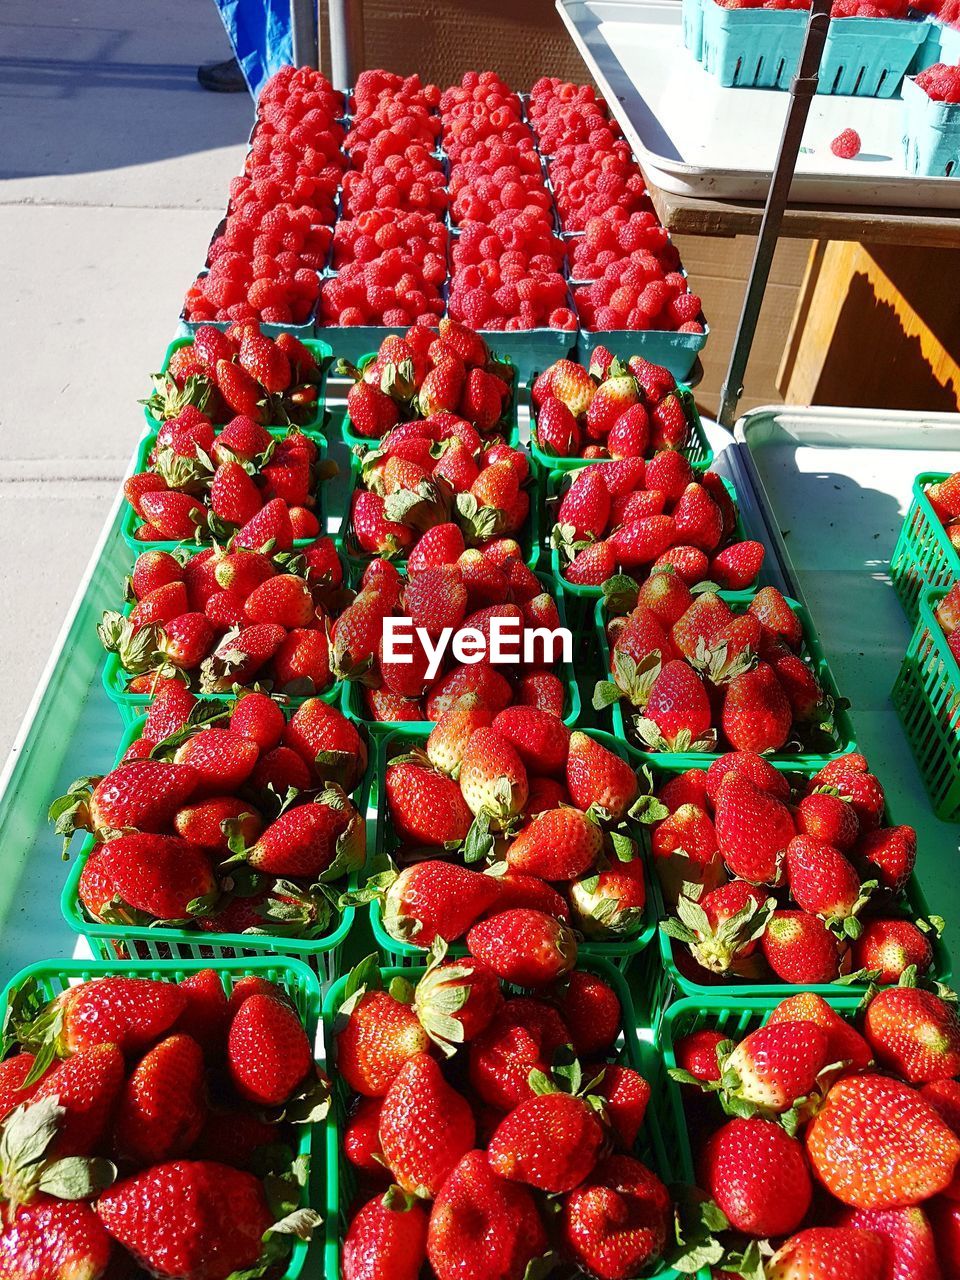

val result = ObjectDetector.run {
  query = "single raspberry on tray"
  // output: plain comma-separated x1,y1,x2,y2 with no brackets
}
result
830,129,861,159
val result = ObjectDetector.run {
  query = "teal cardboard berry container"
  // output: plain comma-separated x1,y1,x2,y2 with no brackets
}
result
820,15,927,96
902,74,960,176
573,322,710,384
683,0,706,56
1,954,321,1280
892,584,960,822
890,471,960,623
700,2,806,89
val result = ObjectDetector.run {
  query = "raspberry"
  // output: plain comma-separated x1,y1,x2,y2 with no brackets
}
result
829,128,862,159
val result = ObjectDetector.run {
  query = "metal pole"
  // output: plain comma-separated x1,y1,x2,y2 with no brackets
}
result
717,0,831,429
329,0,363,90
290,0,319,68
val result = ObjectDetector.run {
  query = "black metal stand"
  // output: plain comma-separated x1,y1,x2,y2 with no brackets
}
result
717,0,832,429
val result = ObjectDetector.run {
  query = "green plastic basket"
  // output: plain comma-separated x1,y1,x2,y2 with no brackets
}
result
594,594,858,766
367,726,664,992
528,383,714,479
339,570,582,735
121,427,332,553
644,754,951,999
893,584,960,823
143,335,331,434
659,992,862,1191
0,954,322,1280
320,957,700,1280
546,470,756,636
59,719,374,981
339,352,520,451
340,450,541,574
890,472,960,625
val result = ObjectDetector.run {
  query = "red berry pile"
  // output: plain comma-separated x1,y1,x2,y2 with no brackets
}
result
671,989,960,1271
333,952,669,1280
342,320,514,439
597,585,837,754
335,553,571,723
650,750,932,985
527,78,623,154
124,414,327,546
924,469,960,548
331,209,447,269
58,697,366,936
373,726,649,947
101,539,346,696
549,143,651,230
915,62,960,102
532,350,694,460
146,324,323,426
0,970,322,1280
553,457,764,591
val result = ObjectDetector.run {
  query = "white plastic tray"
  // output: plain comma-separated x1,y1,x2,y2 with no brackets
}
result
557,0,960,207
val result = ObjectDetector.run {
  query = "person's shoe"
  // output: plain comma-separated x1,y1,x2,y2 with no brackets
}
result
197,58,247,93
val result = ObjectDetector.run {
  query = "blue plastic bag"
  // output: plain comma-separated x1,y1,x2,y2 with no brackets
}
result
212,0,294,98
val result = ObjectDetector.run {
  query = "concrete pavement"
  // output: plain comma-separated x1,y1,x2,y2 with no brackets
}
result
0,0,251,759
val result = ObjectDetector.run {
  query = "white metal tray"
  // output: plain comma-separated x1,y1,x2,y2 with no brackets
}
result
557,0,960,207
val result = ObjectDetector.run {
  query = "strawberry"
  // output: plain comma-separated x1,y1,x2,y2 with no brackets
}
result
766,1228,890,1280
352,490,415,557
215,358,264,419
459,727,529,828
856,825,916,893
636,660,714,753
469,997,572,1112
516,671,565,718
488,868,571,919
674,1029,727,1083
425,696,492,777
749,586,803,648
806,1074,960,1208
348,381,401,438
343,1095,385,1174
249,744,312,794
138,490,205,540
283,698,367,791
467,908,577,987
403,565,467,635
812,763,885,832
113,1034,206,1165
337,985,431,1100
0,1056,42,1125
547,970,620,1057
710,541,764,591
211,414,272,463
673,483,723,553
665,880,773,976
377,862,503,948
175,970,229,1057
24,976,186,1058
571,852,648,939
607,404,651,459
378,1054,475,1196
212,549,274,596
586,374,640,438
426,662,513,721
768,992,873,1073
853,917,934,984
796,791,859,848
230,692,285,752
418,358,465,417
98,833,217,920
413,957,502,1052
785,835,868,926
556,469,611,541
209,461,262,526
592,1064,651,1148
700,1117,812,1236
705,750,791,804
158,613,215,670
171,727,258,796
714,773,795,885
721,662,793,753
864,987,960,1084
549,359,595,417
837,1206,940,1280
343,1191,428,1280
636,571,693,629
235,497,295,552
386,761,472,846
536,398,582,455
243,573,315,627
671,591,732,660
200,622,286,691
0,1197,112,1280
607,515,678,568
761,910,845,984
426,1151,548,1280
721,1020,830,1114
245,791,362,879
658,767,711,811
565,541,616,585
562,1156,670,1279
95,1160,275,1280
51,760,200,848
489,1089,605,1193
505,808,601,881
650,804,722,903
227,992,312,1105
407,522,466,572
491,707,569,777
650,394,690,451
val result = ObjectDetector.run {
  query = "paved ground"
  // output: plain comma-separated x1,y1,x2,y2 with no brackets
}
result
0,0,251,760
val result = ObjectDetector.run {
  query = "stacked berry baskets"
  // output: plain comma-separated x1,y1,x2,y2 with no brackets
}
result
3,59,956,1280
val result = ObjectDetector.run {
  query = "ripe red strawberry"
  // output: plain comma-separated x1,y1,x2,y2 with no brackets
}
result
714,773,795,885
564,541,616,585
426,661,513,721
211,414,272,463
761,910,845,984
245,792,360,879
570,852,648,939
592,1064,650,1149
352,490,415,557
171,727,258,796
200,622,286,691
174,969,228,1056
785,835,867,924
650,803,722,903
673,483,723,553
211,549,273,595
98,833,217,920
348,381,401,439
856,824,916,893
407,522,466,572
637,660,714,753
489,1090,605,1193
459,727,529,827
386,761,472,846
235,496,295,552
721,662,793,753
215,358,263,420
0,1197,112,1280
343,1191,428,1280
864,987,960,1084
243,573,314,627
157,613,215,670
469,997,571,1112
545,969,620,1058
705,750,790,803
701,1117,812,1236
806,1074,960,1208
563,1155,670,1279
378,1054,475,1197
138,490,206,540
556,469,611,541
23,1042,125,1158
113,1034,206,1165
426,695,492,777
853,917,934,984
31,976,186,1057
837,1206,940,1280
378,861,503,949
674,1029,727,1083
491,707,569,778
710,541,764,591
607,515,678,568
403,565,467,636
209,461,262,526
796,791,859,848
413,957,502,1053
130,550,185,601
505,808,602,881
52,760,200,846
283,697,367,791
650,394,689,451
636,571,693,629
95,1160,274,1280
768,992,873,1073
467,908,577,987
227,991,312,1105
658,767,711,812
337,986,431,1100
564,732,638,821
229,692,285,752
767,1227,890,1280
722,1020,830,1113
343,1095,384,1174
426,1150,548,1280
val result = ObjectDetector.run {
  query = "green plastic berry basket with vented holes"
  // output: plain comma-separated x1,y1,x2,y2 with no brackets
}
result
593,594,858,768
121,427,333,554
890,472,960,624
643,754,951,1001
365,726,665,1005
340,449,540,575
893,584,960,823
339,569,581,736
143,335,332,435
320,956,704,1280
528,383,713,482
59,718,375,983
339,352,520,451
0,954,322,1280
546,470,755,637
